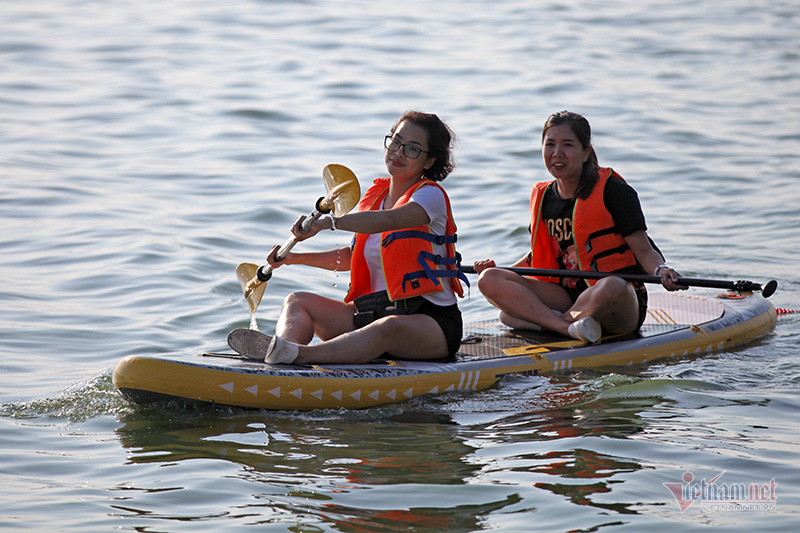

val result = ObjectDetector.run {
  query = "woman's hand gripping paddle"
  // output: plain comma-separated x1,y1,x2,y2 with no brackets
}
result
236,164,361,314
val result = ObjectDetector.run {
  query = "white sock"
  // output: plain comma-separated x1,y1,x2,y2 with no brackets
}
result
567,317,602,343
266,335,299,364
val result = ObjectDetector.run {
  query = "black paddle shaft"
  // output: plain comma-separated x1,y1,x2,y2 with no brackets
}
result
461,265,777,298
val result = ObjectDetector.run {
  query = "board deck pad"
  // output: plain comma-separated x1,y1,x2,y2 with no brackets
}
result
454,292,725,361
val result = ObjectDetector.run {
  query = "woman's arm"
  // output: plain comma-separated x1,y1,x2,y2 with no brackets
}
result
336,203,430,234
267,245,352,272
511,252,533,268
624,230,686,290
320,201,431,236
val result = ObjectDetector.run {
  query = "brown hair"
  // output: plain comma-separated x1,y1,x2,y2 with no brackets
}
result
391,110,455,182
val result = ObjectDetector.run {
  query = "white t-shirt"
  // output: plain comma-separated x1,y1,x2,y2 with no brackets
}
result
361,184,457,306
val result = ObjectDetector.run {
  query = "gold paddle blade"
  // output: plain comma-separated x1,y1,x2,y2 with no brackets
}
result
236,262,265,314
318,181,355,214
322,164,360,216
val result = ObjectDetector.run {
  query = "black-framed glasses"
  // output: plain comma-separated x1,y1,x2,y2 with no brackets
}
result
384,135,429,160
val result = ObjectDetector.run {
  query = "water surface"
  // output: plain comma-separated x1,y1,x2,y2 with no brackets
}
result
1,0,799,530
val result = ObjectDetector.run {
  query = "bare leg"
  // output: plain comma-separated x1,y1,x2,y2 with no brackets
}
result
275,292,357,344
293,313,449,365
478,268,640,337
566,276,640,335
477,267,574,336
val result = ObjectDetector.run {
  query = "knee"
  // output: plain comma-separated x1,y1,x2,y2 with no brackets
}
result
283,291,316,310
369,314,408,340
594,277,633,301
374,313,403,331
477,268,504,297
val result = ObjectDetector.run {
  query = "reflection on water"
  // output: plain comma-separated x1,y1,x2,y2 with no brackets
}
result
116,409,478,486
115,407,507,530
532,449,642,515
107,376,666,527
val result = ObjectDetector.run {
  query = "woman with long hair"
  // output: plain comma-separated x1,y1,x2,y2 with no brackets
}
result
474,111,686,342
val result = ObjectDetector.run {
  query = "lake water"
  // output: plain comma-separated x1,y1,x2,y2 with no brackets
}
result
1,0,799,531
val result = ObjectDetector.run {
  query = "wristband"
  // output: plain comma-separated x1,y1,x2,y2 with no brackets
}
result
654,263,669,276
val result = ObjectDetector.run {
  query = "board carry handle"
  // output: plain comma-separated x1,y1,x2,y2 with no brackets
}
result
462,265,777,298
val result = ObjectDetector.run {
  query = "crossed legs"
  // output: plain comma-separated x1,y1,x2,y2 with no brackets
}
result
477,268,640,337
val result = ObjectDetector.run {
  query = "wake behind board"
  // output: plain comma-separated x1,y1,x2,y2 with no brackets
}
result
113,292,777,411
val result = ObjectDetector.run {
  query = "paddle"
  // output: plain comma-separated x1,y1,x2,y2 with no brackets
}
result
236,164,361,313
461,265,778,298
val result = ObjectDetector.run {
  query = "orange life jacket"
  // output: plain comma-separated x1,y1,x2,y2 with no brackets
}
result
345,178,468,302
529,168,640,286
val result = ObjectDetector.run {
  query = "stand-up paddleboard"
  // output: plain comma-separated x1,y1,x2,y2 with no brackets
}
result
113,291,776,411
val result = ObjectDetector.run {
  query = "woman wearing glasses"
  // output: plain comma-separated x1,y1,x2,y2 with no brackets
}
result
231,111,467,365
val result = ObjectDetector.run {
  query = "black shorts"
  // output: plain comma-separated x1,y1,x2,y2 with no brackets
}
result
353,291,463,358
635,287,648,329
414,299,463,358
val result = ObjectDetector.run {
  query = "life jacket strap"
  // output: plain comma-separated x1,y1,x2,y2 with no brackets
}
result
400,251,470,292
382,230,457,248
